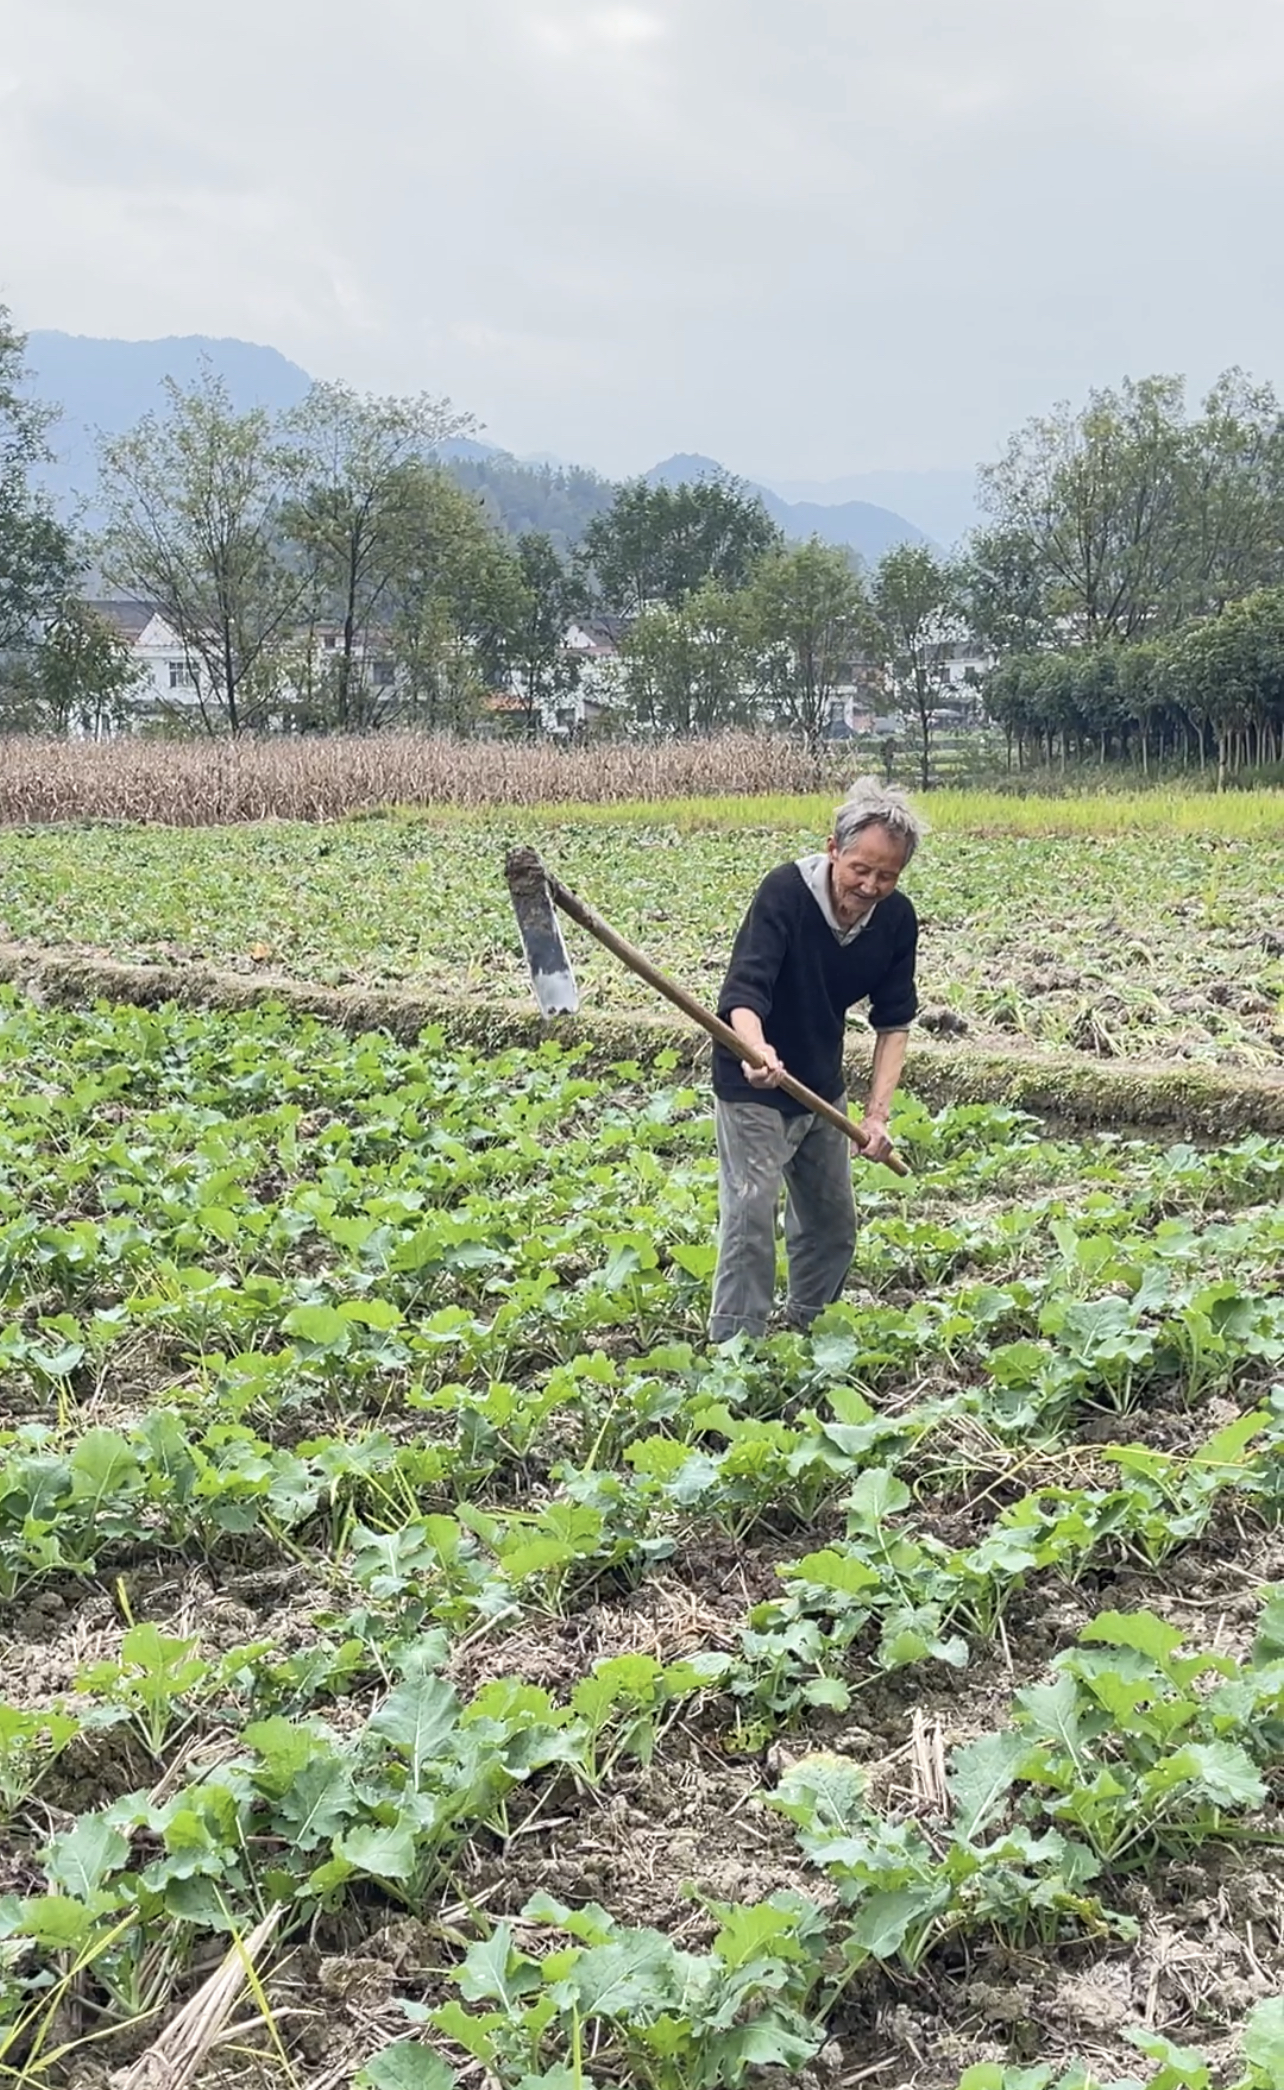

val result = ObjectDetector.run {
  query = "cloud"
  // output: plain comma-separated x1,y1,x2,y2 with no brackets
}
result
531,5,667,52
592,8,666,43
5,0,1284,481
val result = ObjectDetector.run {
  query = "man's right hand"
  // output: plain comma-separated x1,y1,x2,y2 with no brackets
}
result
743,1044,785,1089
728,1008,784,1090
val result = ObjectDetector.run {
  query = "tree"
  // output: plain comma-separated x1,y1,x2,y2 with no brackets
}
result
384,472,524,731
13,603,147,736
620,582,754,735
976,369,1284,652
281,382,475,728
1160,588,1284,782
982,652,1043,768
583,473,780,616
1180,369,1284,619
0,308,76,661
1115,638,1167,775
448,454,616,553
872,545,960,789
743,539,870,755
503,533,589,738
979,376,1192,643
957,523,1053,658
95,366,306,735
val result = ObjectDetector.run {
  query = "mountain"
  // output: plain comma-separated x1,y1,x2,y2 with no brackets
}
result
760,467,982,548
437,435,502,463
24,331,314,514
644,451,935,562
642,454,728,485
18,333,950,557
17,331,615,549
448,452,617,554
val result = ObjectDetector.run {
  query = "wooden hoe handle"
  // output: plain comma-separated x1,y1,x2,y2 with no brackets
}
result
546,871,911,1179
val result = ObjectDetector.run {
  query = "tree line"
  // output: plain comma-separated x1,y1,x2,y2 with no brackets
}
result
6,298,1284,770
968,372,1284,775
0,307,961,757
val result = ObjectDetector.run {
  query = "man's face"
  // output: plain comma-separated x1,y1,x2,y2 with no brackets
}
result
826,822,907,928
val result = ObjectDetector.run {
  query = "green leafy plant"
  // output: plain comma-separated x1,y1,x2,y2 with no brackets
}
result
428,1893,827,2090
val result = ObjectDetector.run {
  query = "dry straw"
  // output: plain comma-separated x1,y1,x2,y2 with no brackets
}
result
0,731,840,826
111,1904,287,2090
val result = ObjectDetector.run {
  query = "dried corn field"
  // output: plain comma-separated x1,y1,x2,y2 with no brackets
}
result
0,731,845,825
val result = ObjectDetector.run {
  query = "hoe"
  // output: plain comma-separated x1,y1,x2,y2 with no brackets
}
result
505,846,909,1177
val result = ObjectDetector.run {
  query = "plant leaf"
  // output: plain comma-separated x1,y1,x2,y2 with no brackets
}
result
1080,1610,1186,1665
563,1935,674,2018
1243,1996,1284,2087
354,2040,456,2090
847,1884,949,1961
457,1923,543,2009
1163,1742,1265,1809
44,1814,129,1900
769,1752,868,1833
788,1548,880,1597
846,1468,912,1526
367,1671,460,1780
949,1731,1026,1841
705,2015,824,2076
712,1900,808,1970
1014,1674,1084,1757
334,1821,417,1883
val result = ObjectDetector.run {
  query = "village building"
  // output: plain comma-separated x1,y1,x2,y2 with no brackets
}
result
84,598,629,736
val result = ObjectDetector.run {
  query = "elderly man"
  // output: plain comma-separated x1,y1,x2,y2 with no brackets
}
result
708,778,923,1343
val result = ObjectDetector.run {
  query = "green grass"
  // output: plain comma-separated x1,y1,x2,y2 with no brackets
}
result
401,785,1284,839
927,785,1284,838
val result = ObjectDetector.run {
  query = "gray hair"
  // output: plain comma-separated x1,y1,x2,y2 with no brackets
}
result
831,777,928,863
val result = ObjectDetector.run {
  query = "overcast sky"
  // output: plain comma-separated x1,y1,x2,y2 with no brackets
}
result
4,0,1284,481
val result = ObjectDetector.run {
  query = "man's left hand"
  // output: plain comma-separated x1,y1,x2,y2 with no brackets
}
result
860,1112,893,1164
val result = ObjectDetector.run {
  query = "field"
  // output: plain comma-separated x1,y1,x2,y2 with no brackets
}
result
2,788,1284,2090
1,808,1282,1068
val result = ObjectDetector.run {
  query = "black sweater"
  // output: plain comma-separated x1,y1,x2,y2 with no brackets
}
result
713,863,918,1113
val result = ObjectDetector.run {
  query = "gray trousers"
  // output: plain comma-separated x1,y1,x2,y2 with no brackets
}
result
709,1098,856,1342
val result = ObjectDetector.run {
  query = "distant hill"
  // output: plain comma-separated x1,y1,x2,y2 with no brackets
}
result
437,435,503,464
19,334,611,545
760,466,982,548
644,452,936,562
448,453,618,554
24,331,314,514
18,332,951,558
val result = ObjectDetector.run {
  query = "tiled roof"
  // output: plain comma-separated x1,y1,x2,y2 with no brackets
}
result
82,599,159,639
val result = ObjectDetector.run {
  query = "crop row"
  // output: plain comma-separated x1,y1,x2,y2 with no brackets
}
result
2,999,1283,2083
1,1378,1276,1665
6,1594,1284,2087
1,814,1281,1065
0,1012,1278,1459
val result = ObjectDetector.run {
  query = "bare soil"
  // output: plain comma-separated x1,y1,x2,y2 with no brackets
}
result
7,1499,1284,2090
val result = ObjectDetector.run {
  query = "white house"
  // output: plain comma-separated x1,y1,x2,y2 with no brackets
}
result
78,600,202,720
83,600,404,726
87,595,632,737
486,616,629,736
563,616,628,726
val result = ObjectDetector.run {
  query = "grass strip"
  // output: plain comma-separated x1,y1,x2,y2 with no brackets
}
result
405,786,1284,838
4,939,1282,1138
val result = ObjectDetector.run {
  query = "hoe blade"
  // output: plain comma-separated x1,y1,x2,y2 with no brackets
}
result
505,846,579,1016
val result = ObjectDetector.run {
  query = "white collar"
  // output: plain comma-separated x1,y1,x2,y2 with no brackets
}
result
795,854,873,946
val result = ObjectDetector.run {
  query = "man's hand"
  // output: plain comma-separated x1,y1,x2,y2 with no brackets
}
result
744,1042,785,1089
729,1007,785,1090
862,1031,908,1165
859,1110,893,1164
